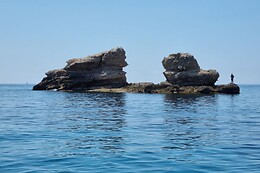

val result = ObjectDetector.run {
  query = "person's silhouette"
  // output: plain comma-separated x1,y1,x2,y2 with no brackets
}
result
231,73,234,83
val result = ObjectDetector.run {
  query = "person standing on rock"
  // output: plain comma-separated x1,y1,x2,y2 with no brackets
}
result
231,73,234,83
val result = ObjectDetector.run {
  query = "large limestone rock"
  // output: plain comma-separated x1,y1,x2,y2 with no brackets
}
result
33,48,128,91
162,53,219,86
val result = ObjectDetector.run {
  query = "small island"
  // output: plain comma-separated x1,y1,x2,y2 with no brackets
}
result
33,48,240,94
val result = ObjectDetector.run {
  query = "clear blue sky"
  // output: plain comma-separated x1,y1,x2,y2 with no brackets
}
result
0,0,260,84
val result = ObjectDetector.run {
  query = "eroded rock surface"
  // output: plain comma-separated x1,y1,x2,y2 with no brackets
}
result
162,53,219,86
33,48,127,91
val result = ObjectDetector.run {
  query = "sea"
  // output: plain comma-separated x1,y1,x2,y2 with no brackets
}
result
0,84,260,173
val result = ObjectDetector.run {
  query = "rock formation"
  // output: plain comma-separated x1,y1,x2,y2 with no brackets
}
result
33,48,239,94
33,48,127,91
162,53,219,86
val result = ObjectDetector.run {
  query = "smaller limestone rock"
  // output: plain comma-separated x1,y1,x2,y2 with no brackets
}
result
162,53,200,72
162,53,219,86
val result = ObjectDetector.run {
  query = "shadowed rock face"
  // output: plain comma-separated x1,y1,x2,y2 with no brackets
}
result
33,48,127,90
216,83,240,94
162,53,219,86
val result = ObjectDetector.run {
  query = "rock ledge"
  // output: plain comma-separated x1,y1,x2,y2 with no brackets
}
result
86,82,240,94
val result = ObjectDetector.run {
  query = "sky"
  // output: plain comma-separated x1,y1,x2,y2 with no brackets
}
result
0,0,260,84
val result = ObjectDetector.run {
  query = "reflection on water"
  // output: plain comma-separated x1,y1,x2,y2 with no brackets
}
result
162,94,219,157
46,92,127,156
46,92,221,161
164,93,217,111
1,85,260,172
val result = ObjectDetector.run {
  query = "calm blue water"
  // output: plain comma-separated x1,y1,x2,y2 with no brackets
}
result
0,84,260,173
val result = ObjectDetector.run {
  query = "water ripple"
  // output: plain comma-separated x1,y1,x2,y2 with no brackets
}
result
0,85,260,172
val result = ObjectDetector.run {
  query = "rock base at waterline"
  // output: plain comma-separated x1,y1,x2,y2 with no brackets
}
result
84,82,240,94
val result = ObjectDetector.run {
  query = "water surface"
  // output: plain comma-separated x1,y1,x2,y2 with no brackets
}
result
0,84,260,172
